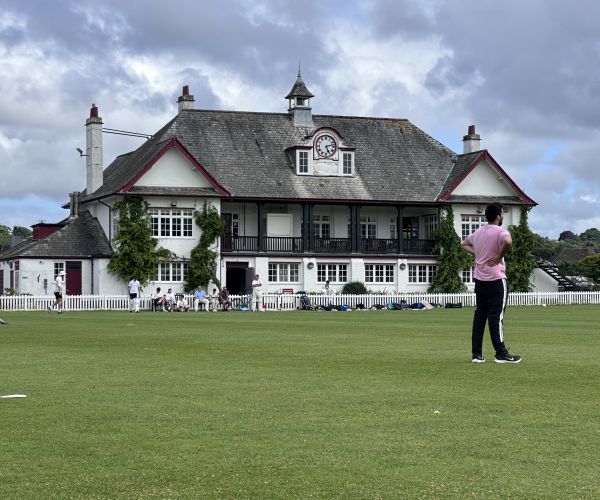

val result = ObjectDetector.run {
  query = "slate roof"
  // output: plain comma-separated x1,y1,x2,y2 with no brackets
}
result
0,211,111,260
76,106,535,207
285,75,314,99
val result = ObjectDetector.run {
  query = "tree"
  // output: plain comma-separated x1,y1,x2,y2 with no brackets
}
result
428,206,472,293
578,253,600,286
184,202,224,293
108,197,171,286
0,225,10,252
530,232,561,260
558,230,576,241
579,228,600,242
506,207,536,292
12,226,32,240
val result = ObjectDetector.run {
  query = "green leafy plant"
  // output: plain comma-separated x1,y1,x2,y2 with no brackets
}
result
184,202,225,292
341,281,368,294
428,205,472,293
108,197,171,286
506,207,537,292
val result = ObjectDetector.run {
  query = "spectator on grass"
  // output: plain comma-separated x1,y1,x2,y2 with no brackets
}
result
152,287,164,311
164,288,176,312
193,286,209,312
461,202,522,364
321,280,336,295
208,288,219,311
218,287,232,311
176,294,190,312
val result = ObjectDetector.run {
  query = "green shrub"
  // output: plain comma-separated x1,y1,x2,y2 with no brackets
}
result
341,281,368,294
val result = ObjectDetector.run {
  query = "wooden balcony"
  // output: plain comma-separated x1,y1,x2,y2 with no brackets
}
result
221,236,437,255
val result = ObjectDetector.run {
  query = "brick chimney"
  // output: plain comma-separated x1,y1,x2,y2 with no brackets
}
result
177,85,195,112
86,104,103,194
463,125,481,154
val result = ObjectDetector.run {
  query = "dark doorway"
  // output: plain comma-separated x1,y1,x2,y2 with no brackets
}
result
226,262,253,295
66,260,82,295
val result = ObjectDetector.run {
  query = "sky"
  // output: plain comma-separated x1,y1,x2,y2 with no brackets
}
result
1,0,600,239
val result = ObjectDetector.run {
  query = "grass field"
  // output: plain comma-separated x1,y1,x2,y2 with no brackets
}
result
0,306,598,499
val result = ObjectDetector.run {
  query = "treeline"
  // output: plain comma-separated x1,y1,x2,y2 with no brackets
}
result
532,228,600,287
0,225,33,253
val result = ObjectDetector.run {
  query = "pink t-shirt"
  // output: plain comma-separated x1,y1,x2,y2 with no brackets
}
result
466,224,510,281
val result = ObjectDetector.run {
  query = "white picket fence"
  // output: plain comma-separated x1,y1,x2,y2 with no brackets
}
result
1,291,599,312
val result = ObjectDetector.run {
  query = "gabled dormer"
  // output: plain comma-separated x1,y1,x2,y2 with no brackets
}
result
287,127,356,177
285,67,314,126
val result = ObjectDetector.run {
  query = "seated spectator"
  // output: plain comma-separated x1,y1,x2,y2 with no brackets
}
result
208,288,219,311
176,294,190,312
164,288,176,311
152,287,164,311
193,286,209,312
321,280,336,295
218,286,232,311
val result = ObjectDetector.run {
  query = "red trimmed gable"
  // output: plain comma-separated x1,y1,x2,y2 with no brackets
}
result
438,150,536,205
118,138,230,196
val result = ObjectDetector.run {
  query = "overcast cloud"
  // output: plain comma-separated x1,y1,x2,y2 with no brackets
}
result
1,0,600,238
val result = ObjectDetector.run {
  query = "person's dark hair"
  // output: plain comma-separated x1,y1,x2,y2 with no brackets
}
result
485,203,503,223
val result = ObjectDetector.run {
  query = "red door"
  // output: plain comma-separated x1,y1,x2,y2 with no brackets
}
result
65,261,82,295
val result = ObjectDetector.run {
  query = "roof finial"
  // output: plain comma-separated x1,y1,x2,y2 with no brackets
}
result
298,60,302,79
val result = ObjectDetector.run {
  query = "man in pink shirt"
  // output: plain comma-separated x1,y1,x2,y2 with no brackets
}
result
461,203,522,364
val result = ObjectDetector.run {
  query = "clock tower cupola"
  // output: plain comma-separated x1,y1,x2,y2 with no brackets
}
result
285,65,314,126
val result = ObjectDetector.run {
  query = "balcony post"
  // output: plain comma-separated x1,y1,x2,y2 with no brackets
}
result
350,205,359,252
397,206,404,253
257,202,265,252
303,204,312,252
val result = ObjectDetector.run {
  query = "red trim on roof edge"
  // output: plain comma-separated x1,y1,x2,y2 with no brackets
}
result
437,150,536,205
118,138,230,196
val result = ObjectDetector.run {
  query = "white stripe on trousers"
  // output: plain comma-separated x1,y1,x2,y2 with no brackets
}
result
499,278,508,342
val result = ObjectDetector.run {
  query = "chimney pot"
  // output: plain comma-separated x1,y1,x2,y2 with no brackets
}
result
183,85,189,96
90,104,98,118
463,124,481,154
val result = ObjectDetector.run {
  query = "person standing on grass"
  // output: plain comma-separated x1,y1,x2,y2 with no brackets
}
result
461,202,522,364
251,274,263,311
48,270,65,314
128,278,142,313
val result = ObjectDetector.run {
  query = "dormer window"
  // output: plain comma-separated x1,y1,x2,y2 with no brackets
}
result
342,152,354,175
298,151,309,174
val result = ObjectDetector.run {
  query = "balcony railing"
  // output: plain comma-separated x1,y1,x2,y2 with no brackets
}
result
264,237,303,253
221,236,436,255
312,238,351,253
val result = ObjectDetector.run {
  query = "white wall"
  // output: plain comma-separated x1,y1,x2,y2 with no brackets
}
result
453,159,515,197
136,148,213,188
530,268,559,292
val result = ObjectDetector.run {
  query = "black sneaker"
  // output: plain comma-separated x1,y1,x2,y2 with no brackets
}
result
495,351,522,364
472,354,485,364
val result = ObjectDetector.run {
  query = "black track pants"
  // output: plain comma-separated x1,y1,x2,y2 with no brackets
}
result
472,278,508,356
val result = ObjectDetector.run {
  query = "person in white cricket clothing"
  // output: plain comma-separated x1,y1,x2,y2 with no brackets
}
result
252,274,263,311
128,278,142,313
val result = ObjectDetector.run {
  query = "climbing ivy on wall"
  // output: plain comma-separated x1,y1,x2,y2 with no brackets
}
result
184,202,225,293
428,205,473,293
108,197,171,286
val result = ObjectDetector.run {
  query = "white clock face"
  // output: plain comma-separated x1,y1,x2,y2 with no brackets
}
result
315,134,337,158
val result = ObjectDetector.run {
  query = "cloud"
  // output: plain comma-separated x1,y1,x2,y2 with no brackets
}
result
1,0,600,240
